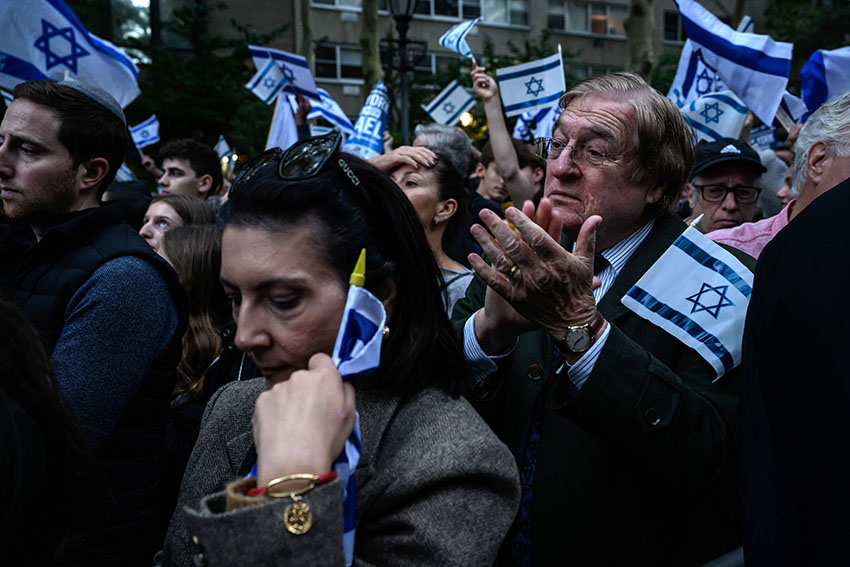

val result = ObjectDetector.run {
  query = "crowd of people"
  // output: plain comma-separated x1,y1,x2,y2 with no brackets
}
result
1,61,849,567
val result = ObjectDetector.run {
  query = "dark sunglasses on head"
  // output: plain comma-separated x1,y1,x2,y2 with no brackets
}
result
230,132,361,196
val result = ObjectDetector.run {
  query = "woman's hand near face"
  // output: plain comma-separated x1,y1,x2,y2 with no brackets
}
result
253,353,356,486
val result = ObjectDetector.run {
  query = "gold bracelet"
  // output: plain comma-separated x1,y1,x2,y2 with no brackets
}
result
265,472,338,499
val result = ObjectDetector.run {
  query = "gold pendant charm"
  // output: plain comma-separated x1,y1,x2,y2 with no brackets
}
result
284,500,313,535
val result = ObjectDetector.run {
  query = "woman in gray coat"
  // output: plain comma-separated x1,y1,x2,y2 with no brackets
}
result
160,134,520,566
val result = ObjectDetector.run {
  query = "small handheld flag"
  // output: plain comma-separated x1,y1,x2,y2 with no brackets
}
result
249,45,320,102
245,60,287,105
129,114,160,150
801,46,850,117
496,49,565,117
422,80,475,126
439,17,482,61
214,135,232,160
681,90,749,143
621,224,753,380
512,104,560,142
343,81,391,159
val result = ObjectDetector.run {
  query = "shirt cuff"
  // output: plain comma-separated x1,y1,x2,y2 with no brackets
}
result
559,322,612,390
463,310,518,385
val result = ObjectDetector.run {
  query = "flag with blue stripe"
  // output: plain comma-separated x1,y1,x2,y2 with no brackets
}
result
438,18,482,60
801,46,850,117
303,88,355,138
681,90,749,143
249,45,320,102
330,251,386,567
422,80,475,126
1,88,13,108
130,114,160,149
214,135,232,160
114,163,135,182
343,81,391,159
667,40,726,108
245,60,287,105
675,0,792,126
0,0,140,107
621,224,753,380
496,51,565,117
512,104,560,142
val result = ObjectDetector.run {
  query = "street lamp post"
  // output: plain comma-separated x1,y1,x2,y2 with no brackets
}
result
389,0,416,145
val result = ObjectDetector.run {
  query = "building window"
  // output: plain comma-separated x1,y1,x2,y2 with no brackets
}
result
315,44,364,81
664,10,686,42
409,53,458,82
548,1,627,36
376,0,514,22
313,0,362,7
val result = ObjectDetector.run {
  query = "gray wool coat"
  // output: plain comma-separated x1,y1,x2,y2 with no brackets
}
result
160,378,520,567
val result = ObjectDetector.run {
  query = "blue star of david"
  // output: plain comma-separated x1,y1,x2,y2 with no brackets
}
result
695,68,713,96
33,19,90,73
685,283,734,319
525,76,544,97
442,101,455,114
263,77,277,89
279,63,295,82
700,101,723,124
140,130,149,138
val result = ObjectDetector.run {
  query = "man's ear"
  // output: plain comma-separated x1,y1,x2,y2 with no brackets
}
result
645,183,664,206
533,166,545,184
434,198,458,225
77,157,110,193
806,141,828,186
475,162,486,178
197,173,214,196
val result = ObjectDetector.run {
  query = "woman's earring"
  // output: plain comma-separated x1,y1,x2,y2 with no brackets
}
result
382,326,390,339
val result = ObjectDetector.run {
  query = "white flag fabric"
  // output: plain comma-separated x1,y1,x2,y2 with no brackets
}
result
330,252,386,567
496,52,565,117
681,90,748,143
667,40,726,108
129,114,160,149
621,224,753,380
300,88,355,138
343,81,391,159
249,45,320,101
245,60,287,105
265,96,298,152
675,0,792,126
801,46,850,116
213,135,232,160
422,80,475,125
512,104,560,142
0,0,139,107
438,18,482,60
1,88,13,108
114,163,135,182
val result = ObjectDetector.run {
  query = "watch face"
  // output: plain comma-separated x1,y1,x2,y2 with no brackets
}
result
566,328,592,352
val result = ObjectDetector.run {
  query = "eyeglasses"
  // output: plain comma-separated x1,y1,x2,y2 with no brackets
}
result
691,183,761,204
534,137,622,167
230,132,361,196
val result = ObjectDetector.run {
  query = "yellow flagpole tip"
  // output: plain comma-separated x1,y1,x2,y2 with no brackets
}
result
349,249,366,287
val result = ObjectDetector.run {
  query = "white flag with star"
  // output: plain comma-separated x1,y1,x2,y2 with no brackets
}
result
0,0,140,107
249,45,320,102
130,114,160,149
422,80,475,125
496,51,565,117
245,60,287,104
621,225,753,380
680,90,749,143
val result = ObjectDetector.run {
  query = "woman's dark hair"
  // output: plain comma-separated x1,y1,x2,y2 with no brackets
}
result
221,148,466,397
427,147,469,255
160,225,226,404
0,299,105,562
149,194,216,226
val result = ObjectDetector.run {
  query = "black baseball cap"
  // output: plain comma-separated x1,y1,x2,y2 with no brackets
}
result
690,137,767,179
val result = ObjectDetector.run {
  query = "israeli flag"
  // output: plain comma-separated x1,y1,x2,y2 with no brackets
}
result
343,81,391,159
681,90,749,143
667,40,726,108
496,51,565,117
801,46,850,116
331,249,386,567
265,95,298,152
114,163,135,182
249,45,320,102
438,17,482,60
675,0,792,126
422,80,475,126
0,0,139,107
245,60,287,105
301,88,355,138
130,114,160,149
512,104,560,142
213,135,232,160
621,224,753,380
1,88,12,108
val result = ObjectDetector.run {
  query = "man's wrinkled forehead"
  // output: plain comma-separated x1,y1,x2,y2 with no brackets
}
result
553,95,635,147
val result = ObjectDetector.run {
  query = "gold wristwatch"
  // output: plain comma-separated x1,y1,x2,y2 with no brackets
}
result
557,311,606,354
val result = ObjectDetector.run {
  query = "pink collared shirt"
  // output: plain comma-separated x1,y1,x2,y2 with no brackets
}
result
708,201,795,259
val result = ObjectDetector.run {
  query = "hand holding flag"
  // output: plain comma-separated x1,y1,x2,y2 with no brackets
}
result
439,18,482,61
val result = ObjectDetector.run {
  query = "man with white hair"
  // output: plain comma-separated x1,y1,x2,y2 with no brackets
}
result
740,90,850,565
709,91,850,257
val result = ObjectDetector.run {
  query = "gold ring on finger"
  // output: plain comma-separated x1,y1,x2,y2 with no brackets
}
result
508,264,519,278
